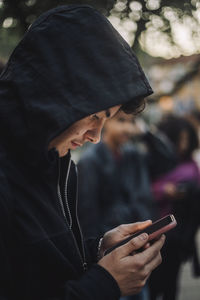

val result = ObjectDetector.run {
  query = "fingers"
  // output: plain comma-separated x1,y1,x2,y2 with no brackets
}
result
99,234,165,297
119,220,152,236
125,235,165,283
118,233,149,257
143,242,151,250
138,234,165,265
146,250,162,272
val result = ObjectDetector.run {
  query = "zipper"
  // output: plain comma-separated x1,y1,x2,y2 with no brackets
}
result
64,158,72,229
57,157,87,271
57,159,67,220
75,164,87,271
57,157,72,228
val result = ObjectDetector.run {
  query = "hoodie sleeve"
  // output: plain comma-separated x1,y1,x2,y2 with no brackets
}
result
59,264,121,300
84,237,101,264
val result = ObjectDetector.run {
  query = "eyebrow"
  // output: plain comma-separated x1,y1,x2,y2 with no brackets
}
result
105,109,111,118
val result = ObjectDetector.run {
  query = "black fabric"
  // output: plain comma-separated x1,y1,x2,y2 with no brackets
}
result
141,131,177,180
78,142,155,237
149,174,200,300
0,4,153,300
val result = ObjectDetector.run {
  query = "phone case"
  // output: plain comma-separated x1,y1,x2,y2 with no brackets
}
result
104,214,177,255
147,214,177,241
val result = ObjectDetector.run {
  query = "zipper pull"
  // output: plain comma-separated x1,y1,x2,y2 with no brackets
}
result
83,262,87,271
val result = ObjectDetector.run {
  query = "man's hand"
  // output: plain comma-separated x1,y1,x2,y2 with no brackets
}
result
98,233,165,296
99,221,152,257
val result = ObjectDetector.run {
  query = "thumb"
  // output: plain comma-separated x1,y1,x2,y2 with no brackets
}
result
119,220,152,236
118,233,149,257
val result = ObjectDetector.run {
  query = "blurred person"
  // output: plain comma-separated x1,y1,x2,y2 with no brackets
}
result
129,118,177,181
152,115,200,218
149,115,200,300
78,111,155,300
185,110,200,168
78,111,154,237
78,113,180,300
0,5,165,300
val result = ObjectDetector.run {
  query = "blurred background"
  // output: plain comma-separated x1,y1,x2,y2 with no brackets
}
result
1,1,200,299
1,0,200,120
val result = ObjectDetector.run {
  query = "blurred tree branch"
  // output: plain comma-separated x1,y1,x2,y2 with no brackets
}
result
0,0,199,59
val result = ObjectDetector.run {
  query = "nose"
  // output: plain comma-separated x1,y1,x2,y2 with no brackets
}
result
85,127,102,144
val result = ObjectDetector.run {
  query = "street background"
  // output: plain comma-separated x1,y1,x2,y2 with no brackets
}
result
178,229,200,300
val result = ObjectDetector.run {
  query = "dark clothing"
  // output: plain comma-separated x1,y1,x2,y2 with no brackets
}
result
0,149,117,300
0,5,153,300
139,131,177,181
150,160,200,300
149,185,200,300
78,142,154,237
152,159,200,217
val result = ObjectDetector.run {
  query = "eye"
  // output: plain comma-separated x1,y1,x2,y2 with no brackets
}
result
92,114,99,120
118,117,125,122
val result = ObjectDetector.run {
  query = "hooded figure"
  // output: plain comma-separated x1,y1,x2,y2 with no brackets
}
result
0,5,165,300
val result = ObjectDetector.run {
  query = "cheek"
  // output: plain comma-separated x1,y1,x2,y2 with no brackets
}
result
71,119,95,138
72,124,86,136
74,126,88,137
115,125,125,134
111,129,121,139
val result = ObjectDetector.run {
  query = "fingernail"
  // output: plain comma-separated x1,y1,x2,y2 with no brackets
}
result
140,233,148,240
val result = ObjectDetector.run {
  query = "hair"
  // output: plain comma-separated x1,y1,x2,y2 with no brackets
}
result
121,97,146,115
158,115,199,160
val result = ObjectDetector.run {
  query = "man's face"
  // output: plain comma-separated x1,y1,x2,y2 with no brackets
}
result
103,111,135,147
48,105,121,157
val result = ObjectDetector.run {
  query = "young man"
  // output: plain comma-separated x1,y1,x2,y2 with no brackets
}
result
0,5,165,300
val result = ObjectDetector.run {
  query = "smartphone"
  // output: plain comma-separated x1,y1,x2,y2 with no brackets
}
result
104,214,177,255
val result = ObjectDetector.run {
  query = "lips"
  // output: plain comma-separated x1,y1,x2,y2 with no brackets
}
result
71,141,83,147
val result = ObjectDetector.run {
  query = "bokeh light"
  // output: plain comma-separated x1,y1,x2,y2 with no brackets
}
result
109,1,200,58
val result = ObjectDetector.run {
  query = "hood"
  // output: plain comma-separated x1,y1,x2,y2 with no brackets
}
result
0,5,153,167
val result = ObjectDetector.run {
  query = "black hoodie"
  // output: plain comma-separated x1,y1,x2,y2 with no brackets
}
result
0,5,153,300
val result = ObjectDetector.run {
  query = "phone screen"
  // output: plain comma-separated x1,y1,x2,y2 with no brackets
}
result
144,215,173,235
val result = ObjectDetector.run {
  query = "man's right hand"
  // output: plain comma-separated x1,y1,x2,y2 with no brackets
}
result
98,233,165,296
